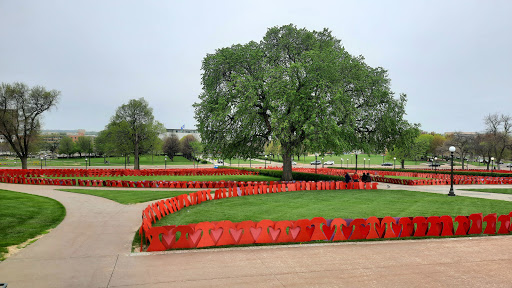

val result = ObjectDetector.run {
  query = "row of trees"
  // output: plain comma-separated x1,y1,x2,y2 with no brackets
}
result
387,113,511,169
57,135,93,158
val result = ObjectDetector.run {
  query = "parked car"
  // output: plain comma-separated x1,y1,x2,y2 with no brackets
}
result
310,160,321,165
428,163,441,167
324,160,334,165
506,163,512,167
291,161,297,165
217,159,224,164
381,162,393,166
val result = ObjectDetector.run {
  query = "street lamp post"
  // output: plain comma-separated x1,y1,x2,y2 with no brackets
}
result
363,158,366,169
491,157,495,176
393,157,396,170
346,159,349,168
368,158,371,168
165,157,167,169
340,158,343,169
85,158,88,170
355,153,358,173
322,157,324,168
265,155,267,169
315,153,318,174
40,157,43,169
434,157,438,174
382,154,385,164
448,146,456,196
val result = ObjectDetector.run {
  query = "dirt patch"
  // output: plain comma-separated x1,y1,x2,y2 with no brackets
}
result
1,231,50,261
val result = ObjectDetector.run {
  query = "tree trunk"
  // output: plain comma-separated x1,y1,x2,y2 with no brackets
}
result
21,156,28,169
401,159,405,169
281,150,293,181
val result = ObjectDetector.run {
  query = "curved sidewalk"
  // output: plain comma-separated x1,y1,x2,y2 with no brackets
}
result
0,183,510,287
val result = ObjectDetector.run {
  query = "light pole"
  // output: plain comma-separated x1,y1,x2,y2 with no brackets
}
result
363,158,366,169
393,157,396,170
265,155,267,169
382,154,385,164
434,157,438,174
491,157,494,176
85,158,88,170
165,157,167,169
368,158,371,168
322,157,324,168
315,153,318,174
448,146,456,196
40,157,43,169
355,153,358,173
346,158,349,168
340,158,343,169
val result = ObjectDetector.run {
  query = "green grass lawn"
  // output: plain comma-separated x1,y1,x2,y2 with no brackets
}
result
57,189,192,204
461,188,512,195
153,189,512,227
0,190,66,261
0,155,196,168
292,154,431,166
46,175,280,182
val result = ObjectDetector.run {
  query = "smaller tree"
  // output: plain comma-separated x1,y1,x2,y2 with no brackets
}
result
387,126,422,168
446,132,474,169
77,136,93,163
0,82,60,168
180,134,199,160
484,113,511,169
58,136,74,158
162,134,181,161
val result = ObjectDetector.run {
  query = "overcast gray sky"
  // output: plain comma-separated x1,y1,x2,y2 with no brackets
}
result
1,1,511,134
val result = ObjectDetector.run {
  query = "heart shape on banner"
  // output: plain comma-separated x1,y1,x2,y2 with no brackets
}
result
189,230,202,247
162,229,176,249
322,224,335,240
229,228,243,244
249,227,262,241
210,228,224,244
268,227,281,242
290,226,301,240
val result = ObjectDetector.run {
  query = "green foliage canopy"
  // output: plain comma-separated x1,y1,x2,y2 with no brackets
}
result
194,24,411,180
103,98,165,169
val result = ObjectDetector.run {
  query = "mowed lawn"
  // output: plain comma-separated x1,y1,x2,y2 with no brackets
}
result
57,189,192,204
43,175,280,182
0,190,66,260
153,189,512,227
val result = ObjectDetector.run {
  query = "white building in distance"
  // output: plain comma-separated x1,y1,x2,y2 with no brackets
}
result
161,128,201,141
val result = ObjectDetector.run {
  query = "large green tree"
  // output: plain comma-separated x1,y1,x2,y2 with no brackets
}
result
0,82,60,168
106,98,164,169
194,24,411,180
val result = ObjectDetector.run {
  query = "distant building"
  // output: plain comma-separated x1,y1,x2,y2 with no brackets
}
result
161,128,201,141
444,132,478,137
41,129,95,143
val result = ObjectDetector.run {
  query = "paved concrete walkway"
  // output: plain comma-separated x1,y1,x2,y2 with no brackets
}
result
0,182,511,287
